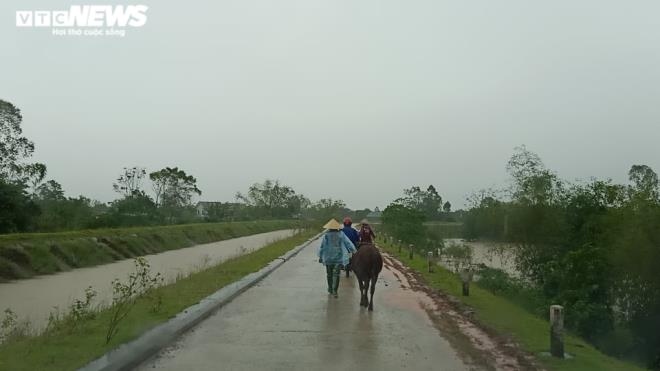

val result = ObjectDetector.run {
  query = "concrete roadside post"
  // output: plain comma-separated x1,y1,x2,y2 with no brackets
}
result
550,305,565,358
427,251,433,273
459,268,472,296
398,240,402,253
408,244,414,260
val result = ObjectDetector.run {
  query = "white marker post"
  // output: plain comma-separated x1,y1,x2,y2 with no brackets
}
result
550,305,564,358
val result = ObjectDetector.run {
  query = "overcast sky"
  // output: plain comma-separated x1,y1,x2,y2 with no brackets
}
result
2,0,659,210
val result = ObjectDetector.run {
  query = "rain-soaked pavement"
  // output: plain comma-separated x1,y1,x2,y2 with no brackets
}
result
0,230,294,330
139,237,474,371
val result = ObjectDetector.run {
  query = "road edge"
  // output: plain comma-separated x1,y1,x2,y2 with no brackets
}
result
78,232,323,371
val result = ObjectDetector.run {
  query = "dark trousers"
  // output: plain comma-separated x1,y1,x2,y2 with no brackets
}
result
325,264,341,294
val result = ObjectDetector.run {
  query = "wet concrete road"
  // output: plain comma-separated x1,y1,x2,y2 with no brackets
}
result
0,230,294,329
140,238,470,371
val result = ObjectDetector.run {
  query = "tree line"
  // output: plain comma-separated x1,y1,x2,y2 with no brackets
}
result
463,146,660,368
378,184,460,245
0,100,376,233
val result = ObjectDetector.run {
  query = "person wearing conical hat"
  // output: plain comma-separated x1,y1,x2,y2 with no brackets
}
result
318,218,357,297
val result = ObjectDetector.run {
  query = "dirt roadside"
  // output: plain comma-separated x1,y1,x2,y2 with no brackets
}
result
381,250,542,371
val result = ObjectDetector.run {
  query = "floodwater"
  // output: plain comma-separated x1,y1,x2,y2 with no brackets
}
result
0,230,294,330
443,238,518,276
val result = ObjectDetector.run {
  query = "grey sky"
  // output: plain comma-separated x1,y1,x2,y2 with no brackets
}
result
2,0,659,210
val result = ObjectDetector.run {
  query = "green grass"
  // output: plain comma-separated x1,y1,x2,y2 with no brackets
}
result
0,220,301,281
0,230,318,371
378,239,643,371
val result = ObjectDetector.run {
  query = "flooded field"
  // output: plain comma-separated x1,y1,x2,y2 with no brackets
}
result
0,230,294,330
443,239,518,276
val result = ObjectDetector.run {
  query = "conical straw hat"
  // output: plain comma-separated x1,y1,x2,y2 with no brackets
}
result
323,218,342,230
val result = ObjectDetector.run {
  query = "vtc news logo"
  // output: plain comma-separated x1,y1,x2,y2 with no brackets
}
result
16,5,148,28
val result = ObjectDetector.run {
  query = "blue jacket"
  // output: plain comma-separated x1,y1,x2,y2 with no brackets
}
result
318,230,357,266
341,225,359,247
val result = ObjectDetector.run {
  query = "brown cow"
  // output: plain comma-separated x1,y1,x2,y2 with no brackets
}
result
350,243,383,311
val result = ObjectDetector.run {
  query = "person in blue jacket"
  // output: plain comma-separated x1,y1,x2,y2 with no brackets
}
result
341,217,359,247
318,218,356,297
341,217,359,277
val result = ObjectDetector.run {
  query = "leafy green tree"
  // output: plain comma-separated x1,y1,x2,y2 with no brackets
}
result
397,186,424,210
106,191,158,226
463,195,508,240
113,167,147,197
423,185,443,219
148,167,201,223
506,145,562,206
111,191,156,216
32,179,107,231
443,201,451,213
303,198,347,221
35,195,98,231
395,185,443,219
236,179,306,218
606,166,660,364
36,180,65,201
21,163,47,196
0,100,35,180
628,164,659,202
0,179,39,233
0,100,49,232
382,203,426,244
149,167,201,208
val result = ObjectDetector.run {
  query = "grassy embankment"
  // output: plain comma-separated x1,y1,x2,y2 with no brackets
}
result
0,220,301,281
378,239,643,371
0,229,318,371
